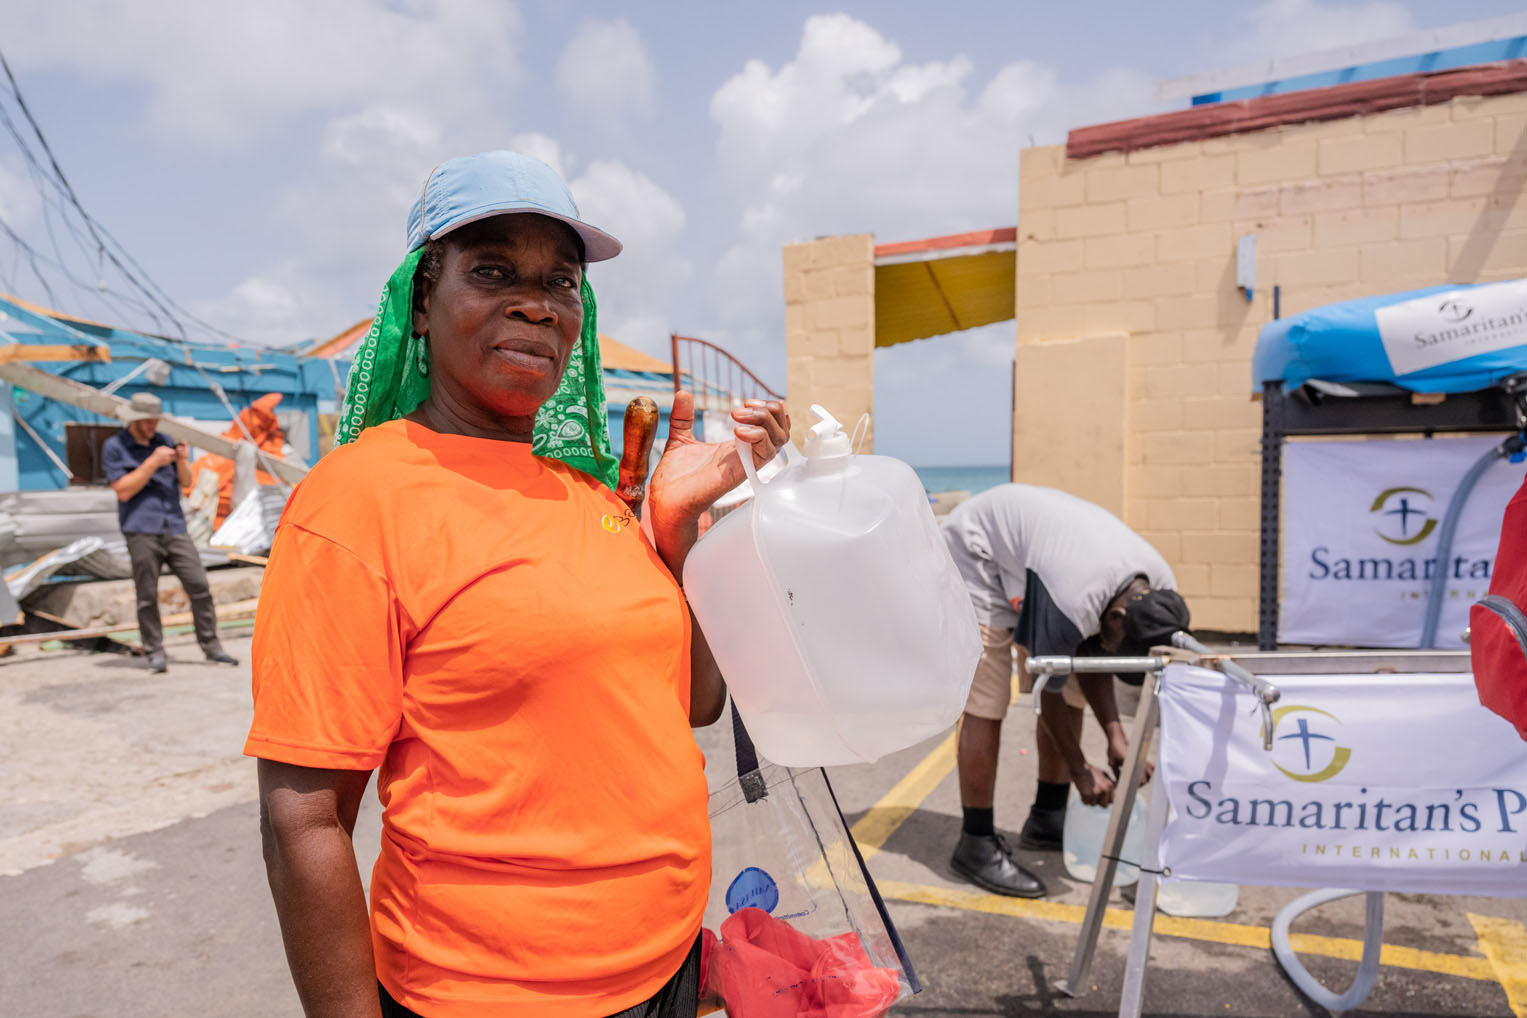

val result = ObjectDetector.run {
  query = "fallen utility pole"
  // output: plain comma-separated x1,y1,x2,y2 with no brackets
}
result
0,361,308,485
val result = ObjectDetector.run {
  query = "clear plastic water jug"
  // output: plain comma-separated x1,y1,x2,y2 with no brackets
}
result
682,405,981,767
1156,878,1238,918
1156,800,1239,917
1062,786,1146,888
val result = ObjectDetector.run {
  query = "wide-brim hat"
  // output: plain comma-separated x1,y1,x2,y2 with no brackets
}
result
117,391,163,424
405,151,622,262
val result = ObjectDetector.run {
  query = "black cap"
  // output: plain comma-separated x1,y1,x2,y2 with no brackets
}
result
1120,588,1191,656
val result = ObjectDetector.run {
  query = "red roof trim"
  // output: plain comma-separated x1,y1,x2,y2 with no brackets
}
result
1067,59,1527,161
873,227,1017,258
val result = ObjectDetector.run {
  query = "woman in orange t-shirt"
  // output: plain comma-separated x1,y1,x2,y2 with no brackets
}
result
246,151,789,1018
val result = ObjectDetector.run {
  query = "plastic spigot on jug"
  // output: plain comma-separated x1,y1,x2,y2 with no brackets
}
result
682,405,981,767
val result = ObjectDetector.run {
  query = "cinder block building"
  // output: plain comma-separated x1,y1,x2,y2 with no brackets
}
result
784,41,1527,634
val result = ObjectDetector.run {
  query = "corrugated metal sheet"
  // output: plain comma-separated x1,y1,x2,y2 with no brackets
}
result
0,488,123,569
0,294,343,491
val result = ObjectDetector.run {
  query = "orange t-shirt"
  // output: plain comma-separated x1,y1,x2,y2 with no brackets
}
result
244,420,710,1017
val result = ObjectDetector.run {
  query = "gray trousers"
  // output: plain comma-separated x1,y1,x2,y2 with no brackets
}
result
124,531,219,655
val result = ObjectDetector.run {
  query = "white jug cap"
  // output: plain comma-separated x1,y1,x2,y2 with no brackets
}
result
805,404,850,460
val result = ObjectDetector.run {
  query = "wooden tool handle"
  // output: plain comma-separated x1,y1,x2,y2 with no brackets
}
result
617,396,660,518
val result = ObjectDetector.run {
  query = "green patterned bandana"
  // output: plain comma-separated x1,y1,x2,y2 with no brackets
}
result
336,251,618,490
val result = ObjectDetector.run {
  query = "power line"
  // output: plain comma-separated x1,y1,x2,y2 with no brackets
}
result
0,53,189,338
0,45,252,346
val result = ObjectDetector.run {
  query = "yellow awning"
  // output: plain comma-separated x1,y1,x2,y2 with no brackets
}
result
873,228,1016,349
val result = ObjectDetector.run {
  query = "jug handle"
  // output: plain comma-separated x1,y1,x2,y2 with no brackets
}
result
735,436,801,490
736,434,763,489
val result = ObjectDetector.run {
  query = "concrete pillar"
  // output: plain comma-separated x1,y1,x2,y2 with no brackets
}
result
782,234,876,451
1011,332,1128,517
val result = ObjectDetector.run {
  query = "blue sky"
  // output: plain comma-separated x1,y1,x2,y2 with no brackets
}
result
0,0,1522,464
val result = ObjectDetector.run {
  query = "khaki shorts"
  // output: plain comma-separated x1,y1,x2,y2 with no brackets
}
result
964,623,1087,720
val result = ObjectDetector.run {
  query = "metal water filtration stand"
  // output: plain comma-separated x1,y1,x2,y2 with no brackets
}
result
1036,633,1277,1014
1036,631,1284,1010
1038,644,1475,1016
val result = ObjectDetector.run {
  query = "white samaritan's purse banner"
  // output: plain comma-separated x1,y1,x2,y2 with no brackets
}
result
1375,278,1527,376
1281,435,1521,647
1157,664,1527,897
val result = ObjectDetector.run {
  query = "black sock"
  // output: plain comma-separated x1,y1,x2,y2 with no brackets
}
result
1035,780,1069,812
962,806,995,837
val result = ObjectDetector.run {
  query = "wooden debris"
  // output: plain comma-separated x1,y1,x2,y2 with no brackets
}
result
4,598,261,647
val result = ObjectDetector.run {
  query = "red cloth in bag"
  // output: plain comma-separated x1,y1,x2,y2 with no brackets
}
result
700,908,901,1018
1471,471,1527,740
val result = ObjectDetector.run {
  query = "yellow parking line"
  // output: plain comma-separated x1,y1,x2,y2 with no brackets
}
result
882,881,1498,984
849,730,958,861
1469,913,1527,1015
848,719,1513,998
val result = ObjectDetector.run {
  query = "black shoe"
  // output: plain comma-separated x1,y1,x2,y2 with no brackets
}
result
1019,805,1065,852
950,832,1046,898
204,647,239,666
147,651,167,673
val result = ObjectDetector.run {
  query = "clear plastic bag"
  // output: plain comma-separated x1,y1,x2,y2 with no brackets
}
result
699,707,919,1017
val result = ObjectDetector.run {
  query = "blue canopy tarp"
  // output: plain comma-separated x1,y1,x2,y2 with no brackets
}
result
1253,278,1527,394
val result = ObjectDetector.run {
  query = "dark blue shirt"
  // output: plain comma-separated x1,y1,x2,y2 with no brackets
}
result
102,429,187,535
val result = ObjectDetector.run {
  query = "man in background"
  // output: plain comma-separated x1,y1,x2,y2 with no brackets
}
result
103,392,238,673
943,483,1190,898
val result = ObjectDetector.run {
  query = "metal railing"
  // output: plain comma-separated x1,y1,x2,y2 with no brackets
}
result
669,332,783,414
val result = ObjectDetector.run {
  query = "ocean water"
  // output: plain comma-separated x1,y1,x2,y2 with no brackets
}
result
912,464,1009,495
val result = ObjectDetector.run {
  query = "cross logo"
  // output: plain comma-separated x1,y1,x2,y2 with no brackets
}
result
1271,705,1351,783
1437,299,1474,323
1370,486,1437,546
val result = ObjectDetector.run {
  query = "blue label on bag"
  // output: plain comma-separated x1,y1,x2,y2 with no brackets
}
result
725,866,780,914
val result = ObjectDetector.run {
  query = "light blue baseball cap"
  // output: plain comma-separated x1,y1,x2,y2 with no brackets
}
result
405,151,622,262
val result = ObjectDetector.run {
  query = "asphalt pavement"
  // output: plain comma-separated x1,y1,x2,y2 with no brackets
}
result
3,629,1524,1017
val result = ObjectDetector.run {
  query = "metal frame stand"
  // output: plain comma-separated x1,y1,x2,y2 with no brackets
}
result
1258,382,1284,651
1118,745,1173,1018
1044,647,1473,1015
1053,668,1161,998
1034,636,1281,1016
1255,379,1522,651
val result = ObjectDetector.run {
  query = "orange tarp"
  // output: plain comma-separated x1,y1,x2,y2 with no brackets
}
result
188,393,288,525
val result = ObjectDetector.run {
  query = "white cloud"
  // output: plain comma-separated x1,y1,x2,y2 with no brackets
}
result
192,101,458,342
873,321,1014,462
875,323,1013,390
191,116,691,350
703,14,1158,377
320,107,443,169
570,160,690,358
508,133,571,179
190,258,337,347
555,18,656,128
1225,0,1415,67
0,158,40,232
0,0,525,150
573,160,685,254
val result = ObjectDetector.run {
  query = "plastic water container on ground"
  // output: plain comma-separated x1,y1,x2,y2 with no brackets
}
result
1156,801,1238,917
1062,786,1237,915
1156,875,1239,918
1062,785,1146,887
682,405,981,767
